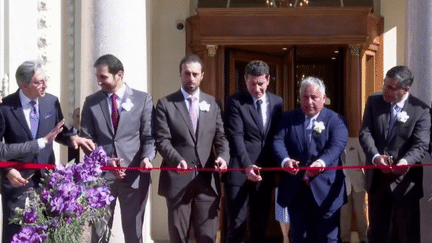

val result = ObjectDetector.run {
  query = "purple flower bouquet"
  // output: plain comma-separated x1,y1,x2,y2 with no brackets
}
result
12,146,114,243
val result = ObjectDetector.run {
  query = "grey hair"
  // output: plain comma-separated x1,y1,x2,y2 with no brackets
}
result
15,61,41,86
300,76,326,96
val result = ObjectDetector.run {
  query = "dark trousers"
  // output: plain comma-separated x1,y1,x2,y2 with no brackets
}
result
368,188,420,243
1,176,38,243
289,183,341,243
166,175,220,243
91,178,149,243
224,177,274,243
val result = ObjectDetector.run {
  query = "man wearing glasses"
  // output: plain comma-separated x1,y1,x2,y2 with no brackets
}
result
0,60,94,243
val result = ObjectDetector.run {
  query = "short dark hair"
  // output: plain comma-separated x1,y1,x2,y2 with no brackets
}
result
179,55,204,73
16,61,41,86
244,60,269,78
386,66,414,88
94,54,124,75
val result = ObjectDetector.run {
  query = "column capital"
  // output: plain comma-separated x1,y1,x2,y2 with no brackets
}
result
206,45,218,57
349,44,361,56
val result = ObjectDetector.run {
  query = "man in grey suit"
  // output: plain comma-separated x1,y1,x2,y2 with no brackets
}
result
154,54,229,243
359,66,430,243
80,54,155,243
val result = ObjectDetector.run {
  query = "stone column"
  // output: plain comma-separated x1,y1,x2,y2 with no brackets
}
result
406,0,432,105
406,2,432,242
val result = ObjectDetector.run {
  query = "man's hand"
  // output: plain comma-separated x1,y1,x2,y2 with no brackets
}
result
43,119,65,144
283,159,300,175
307,161,324,177
139,158,153,173
70,135,96,153
6,169,28,187
393,159,409,174
214,157,227,172
177,160,189,174
109,158,126,179
246,165,262,182
374,155,392,173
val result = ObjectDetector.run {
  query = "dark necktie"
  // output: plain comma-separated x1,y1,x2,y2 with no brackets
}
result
111,93,119,132
188,96,198,133
29,100,39,139
256,99,264,129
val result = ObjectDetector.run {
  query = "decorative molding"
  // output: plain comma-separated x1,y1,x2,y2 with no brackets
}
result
349,44,361,56
37,1,50,80
67,0,76,118
206,45,218,57
1,73,9,97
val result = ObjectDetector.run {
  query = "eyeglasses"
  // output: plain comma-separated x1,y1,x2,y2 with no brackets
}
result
30,79,47,87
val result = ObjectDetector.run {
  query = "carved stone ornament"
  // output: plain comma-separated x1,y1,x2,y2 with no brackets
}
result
206,45,218,57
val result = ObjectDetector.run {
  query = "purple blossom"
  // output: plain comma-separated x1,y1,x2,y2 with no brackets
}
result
73,203,85,217
23,209,37,224
11,225,47,243
86,186,114,208
40,188,51,204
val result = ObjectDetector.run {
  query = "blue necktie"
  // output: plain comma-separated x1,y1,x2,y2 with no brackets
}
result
388,105,400,136
29,100,39,139
305,117,314,143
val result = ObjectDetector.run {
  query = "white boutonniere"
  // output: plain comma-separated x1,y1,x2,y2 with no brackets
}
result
199,101,210,112
397,111,409,123
121,98,134,111
313,121,325,133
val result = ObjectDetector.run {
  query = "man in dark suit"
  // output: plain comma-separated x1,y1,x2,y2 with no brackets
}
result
80,54,155,243
273,76,348,243
154,54,229,243
224,60,283,243
67,107,80,162
359,66,430,243
0,61,94,243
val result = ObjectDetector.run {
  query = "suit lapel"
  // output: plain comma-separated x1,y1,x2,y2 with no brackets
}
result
387,96,410,141
294,109,307,163
116,85,134,135
10,92,33,139
172,90,196,141
98,92,114,135
246,94,265,138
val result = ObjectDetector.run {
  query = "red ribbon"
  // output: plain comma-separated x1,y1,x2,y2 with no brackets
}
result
0,161,429,172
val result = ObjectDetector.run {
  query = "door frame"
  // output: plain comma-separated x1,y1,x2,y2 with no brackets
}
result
186,7,383,136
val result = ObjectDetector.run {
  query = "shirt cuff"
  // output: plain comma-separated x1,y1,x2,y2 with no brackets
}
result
37,138,46,149
372,154,380,165
316,159,325,167
281,157,290,167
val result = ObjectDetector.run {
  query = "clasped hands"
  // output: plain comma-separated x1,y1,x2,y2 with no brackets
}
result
282,159,323,177
374,155,408,174
176,157,227,174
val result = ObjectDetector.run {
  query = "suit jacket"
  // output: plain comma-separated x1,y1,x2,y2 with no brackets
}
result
0,140,39,161
341,137,366,195
0,90,70,199
224,91,283,186
80,84,156,189
273,107,348,211
154,89,230,199
359,93,430,200
67,127,79,162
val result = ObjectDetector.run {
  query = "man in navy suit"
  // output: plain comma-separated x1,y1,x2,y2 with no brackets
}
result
0,61,94,243
273,76,348,243
224,60,283,243
359,66,430,243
